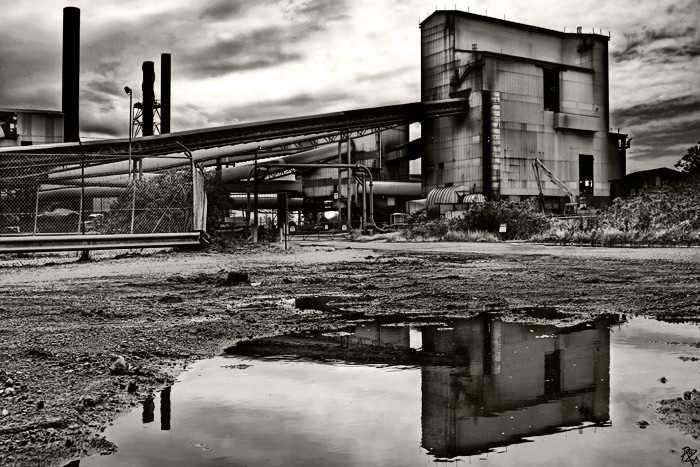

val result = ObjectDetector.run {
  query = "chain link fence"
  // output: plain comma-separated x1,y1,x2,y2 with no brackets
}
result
0,152,204,237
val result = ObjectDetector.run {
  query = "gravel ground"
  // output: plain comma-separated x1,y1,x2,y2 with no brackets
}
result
1,240,700,466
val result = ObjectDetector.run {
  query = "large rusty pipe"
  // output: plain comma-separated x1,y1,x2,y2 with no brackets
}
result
247,162,385,232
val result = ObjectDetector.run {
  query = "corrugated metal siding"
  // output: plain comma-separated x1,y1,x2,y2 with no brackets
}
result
422,12,619,200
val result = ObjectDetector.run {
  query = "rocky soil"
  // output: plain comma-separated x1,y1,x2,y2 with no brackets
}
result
1,240,700,466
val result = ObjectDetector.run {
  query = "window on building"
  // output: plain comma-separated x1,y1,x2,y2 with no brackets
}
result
579,154,594,195
543,68,560,112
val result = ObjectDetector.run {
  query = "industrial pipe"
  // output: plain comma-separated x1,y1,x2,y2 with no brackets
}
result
62,7,80,143
245,162,386,235
161,53,171,134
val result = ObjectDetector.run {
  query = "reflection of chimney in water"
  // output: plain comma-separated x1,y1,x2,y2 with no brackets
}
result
160,386,171,430
142,394,155,424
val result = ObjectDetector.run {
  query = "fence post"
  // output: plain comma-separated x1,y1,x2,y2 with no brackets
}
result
191,153,196,231
176,141,196,232
78,141,85,234
33,184,40,234
130,181,136,234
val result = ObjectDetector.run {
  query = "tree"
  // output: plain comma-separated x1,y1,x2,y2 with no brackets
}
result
674,141,700,173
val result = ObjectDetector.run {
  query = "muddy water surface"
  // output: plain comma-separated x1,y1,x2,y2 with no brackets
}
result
77,315,700,467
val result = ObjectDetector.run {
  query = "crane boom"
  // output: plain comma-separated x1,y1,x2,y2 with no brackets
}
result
532,158,576,204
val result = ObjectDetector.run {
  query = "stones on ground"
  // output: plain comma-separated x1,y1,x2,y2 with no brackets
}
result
109,356,128,375
167,270,251,286
127,381,138,393
36,400,45,410
1,408,8,417
4,387,16,396
223,272,250,286
4,378,13,388
636,420,649,428
660,376,668,384
159,295,184,304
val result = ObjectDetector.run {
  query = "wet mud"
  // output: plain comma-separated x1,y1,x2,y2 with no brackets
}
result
1,243,700,466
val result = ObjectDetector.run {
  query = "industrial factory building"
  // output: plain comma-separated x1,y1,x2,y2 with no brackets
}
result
0,8,633,241
421,11,628,212
0,109,63,148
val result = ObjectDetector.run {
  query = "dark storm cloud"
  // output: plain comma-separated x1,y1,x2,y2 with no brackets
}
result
355,66,417,85
612,26,700,62
199,1,246,20
80,118,122,137
85,79,123,98
611,93,700,165
0,33,61,109
281,0,351,22
93,59,123,78
612,94,700,127
180,25,322,78
627,125,700,164
81,79,121,109
207,90,354,125
612,0,700,63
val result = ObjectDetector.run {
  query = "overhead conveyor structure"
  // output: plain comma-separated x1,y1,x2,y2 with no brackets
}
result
0,98,468,249
1,98,467,191
0,99,468,160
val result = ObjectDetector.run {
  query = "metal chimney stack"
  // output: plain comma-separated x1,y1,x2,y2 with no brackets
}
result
161,53,171,134
142,61,155,136
62,7,80,143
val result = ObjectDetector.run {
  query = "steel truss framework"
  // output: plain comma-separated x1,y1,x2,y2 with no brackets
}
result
0,99,468,164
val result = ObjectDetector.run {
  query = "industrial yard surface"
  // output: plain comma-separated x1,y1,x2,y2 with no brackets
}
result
1,241,700,466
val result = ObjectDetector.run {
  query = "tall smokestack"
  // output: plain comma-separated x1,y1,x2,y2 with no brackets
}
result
142,61,155,136
161,53,171,134
62,7,80,143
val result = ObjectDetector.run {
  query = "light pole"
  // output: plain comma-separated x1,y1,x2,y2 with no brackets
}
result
124,86,133,179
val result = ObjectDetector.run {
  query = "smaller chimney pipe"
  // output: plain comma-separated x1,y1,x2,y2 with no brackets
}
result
142,61,155,136
161,53,171,134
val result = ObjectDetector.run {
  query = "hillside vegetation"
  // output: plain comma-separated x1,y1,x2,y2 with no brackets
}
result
400,172,700,246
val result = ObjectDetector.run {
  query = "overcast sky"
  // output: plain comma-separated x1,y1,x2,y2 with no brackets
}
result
1,0,698,173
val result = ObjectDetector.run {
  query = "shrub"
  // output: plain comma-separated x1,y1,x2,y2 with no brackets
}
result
103,169,192,234
449,198,549,240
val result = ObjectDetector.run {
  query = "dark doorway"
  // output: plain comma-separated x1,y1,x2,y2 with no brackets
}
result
579,155,594,195
579,155,594,208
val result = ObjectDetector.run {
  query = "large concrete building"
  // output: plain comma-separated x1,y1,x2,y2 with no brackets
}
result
421,11,627,211
0,108,63,148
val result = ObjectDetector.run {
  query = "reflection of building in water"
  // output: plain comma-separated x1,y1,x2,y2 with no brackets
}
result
352,320,410,349
142,394,155,424
421,315,610,458
226,312,612,458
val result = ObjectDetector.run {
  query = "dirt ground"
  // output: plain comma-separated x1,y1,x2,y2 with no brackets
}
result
1,239,700,466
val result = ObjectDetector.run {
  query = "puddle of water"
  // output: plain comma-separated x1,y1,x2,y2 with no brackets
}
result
77,315,700,467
